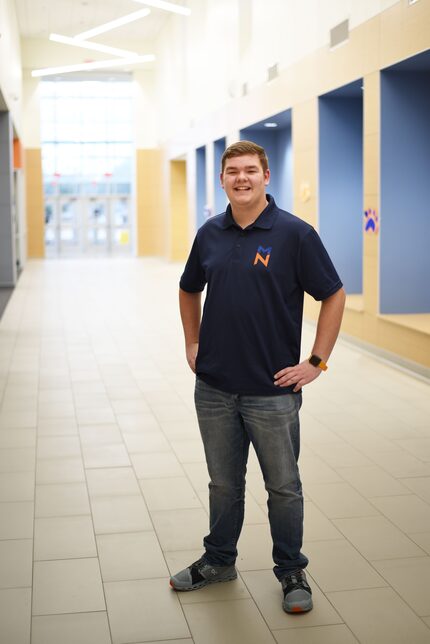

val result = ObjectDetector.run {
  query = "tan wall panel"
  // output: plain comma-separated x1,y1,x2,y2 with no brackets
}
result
363,223,378,260
136,149,165,256
363,133,379,199
292,99,318,152
381,0,430,70
169,160,189,261
316,17,380,97
292,99,318,227
24,148,44,258
293,149,317,228
363,254,378,316
363,72,380,135
376,319,430,366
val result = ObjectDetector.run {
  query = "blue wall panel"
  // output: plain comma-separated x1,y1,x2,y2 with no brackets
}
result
214,137,226,215
380,71,430,313
239,127,292,211
319,96,363,294
196,146,207,229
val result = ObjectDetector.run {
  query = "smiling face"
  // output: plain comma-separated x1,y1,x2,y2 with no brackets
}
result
220,154,270,212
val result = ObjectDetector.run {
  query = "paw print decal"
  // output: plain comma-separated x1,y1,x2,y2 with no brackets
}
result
364,208,379,234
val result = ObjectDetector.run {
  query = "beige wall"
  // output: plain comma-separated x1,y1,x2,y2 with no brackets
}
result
136,149,165,256
0,0,22,134
169,160,189,262
25,148,44,258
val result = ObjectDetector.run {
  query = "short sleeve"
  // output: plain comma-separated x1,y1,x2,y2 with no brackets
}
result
297,228,343,301
179,236,207,293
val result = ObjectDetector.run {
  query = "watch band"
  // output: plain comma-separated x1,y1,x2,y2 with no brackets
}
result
308,354,328,371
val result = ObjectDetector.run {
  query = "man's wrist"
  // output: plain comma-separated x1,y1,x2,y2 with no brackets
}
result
308,354,328,371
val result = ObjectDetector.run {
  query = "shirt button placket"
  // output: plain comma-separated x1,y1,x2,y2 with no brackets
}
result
233,230,243,262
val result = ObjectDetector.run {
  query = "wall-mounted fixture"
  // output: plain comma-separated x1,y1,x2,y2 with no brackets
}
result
330,19,349,49
267,63,279,82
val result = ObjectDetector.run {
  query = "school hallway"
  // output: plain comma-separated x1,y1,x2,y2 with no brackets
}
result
1,257,430,644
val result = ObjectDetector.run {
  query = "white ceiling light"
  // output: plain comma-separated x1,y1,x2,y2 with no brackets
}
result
133,0,191,16
49,33,139,58
74,8,151,41
264,122,278,128
31,55,155,78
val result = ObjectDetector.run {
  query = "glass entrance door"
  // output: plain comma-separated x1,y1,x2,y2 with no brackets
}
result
86,198,109,253
45,196,81,256
59,197,80,255
45,192,132,257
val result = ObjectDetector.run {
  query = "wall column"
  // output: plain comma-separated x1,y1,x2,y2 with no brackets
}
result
363,71,380,320
0,111,16,286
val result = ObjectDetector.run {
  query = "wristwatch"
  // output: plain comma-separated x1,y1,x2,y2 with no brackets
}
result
308,354,328,371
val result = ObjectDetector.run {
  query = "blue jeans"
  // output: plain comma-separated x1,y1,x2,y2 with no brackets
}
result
194,377,308,580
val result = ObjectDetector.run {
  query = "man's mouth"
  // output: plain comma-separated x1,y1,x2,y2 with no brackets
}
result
235,187,250,191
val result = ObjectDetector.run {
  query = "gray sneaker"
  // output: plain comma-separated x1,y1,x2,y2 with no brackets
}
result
281,569,313,613
169,557,237,591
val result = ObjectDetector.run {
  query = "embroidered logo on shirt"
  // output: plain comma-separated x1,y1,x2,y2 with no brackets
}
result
253,245,272,267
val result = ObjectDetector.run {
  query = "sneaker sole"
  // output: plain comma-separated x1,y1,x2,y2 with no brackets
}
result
283,600,313,614
170,572,237,591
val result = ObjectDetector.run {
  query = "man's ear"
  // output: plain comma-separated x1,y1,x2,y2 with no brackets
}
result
264,169,271,186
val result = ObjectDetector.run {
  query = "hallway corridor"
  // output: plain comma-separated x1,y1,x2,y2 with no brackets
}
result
1,258,430,644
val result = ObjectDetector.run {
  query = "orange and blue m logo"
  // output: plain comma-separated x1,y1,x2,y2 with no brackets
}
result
253,245,272,267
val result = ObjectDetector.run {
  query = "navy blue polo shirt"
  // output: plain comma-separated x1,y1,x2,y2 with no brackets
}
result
180,195,342,396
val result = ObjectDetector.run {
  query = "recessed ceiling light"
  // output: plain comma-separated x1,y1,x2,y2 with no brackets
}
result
32,55,155,77
50,33,139,58
74,8,151,40
264,122,278,128
133,0,191,16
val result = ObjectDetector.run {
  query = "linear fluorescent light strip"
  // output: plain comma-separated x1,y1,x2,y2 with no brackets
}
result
74,8,150,40
31,55,155,78
133,0,191,16
50,33,139,58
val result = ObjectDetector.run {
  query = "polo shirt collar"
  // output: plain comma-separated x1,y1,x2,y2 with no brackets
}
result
221,194,277,230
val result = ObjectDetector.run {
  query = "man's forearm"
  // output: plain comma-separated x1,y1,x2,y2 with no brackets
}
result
179,288,201,345
311,288,346,362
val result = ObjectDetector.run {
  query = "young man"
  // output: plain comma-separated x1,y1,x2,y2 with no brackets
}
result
170,141,345,613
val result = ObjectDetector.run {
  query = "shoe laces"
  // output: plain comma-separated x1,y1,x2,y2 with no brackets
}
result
282,570,310,591
191,558,207,571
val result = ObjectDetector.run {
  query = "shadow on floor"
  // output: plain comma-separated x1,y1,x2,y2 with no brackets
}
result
0,288,13,320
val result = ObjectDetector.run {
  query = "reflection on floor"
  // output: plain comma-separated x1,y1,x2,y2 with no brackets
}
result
0,258,430,644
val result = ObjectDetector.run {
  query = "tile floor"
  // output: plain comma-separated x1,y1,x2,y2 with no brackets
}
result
0,257,429,644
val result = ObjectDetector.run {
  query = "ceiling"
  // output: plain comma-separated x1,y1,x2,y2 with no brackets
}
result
14,0,178,43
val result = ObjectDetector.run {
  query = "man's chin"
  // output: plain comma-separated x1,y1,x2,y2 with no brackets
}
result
231,191,252,203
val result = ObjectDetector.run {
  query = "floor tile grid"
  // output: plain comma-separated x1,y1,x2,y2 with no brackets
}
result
30,319,118,641
74,326,200,643
31,270,192,637
14,331,87,625
94,335,281,644
296,384,430,627
70,334,193,643
0,314,35,644
50,368,119,643
29,280,342,640
1,259,430,644
123,322,351,641
65,281,285,644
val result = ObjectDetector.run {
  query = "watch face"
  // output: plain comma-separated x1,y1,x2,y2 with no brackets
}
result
309,355,321,367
